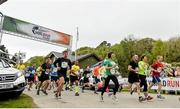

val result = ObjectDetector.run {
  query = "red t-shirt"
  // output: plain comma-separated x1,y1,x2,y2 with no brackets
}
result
151,61,164,77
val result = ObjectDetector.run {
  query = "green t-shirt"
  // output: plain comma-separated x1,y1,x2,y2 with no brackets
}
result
138,61,149,76
103,59,115,76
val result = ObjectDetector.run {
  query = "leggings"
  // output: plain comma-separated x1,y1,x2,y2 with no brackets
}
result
139,75,147,92
101,75,119,95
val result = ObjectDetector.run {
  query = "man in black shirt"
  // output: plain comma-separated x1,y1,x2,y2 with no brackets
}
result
54,50,72,99
37,58,52,95
128,55,146,102
81,65,90,93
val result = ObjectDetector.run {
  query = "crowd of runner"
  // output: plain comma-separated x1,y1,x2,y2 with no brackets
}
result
16,50,180,102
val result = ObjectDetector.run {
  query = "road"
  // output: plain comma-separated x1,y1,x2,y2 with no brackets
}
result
24,88,180,108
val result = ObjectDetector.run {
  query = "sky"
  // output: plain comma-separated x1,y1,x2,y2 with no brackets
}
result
0,0,179,61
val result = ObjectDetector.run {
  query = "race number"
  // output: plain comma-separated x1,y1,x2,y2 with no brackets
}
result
61,62,68,68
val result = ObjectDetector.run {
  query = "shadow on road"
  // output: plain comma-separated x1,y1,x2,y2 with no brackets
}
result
0,94,20,101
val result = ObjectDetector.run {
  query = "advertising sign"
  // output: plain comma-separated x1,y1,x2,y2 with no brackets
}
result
122,77,180,91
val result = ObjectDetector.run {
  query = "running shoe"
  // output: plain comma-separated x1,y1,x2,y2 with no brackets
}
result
146,96,153,101
119,86,123,92
82,89,84,93
55,93,61,99
65,87,69,90
37,90,40,95
130,90,134,95
108,93,113,97
100,95,104,102
59,93,62,99
41,90,48,95
75,93,80,96
139,96,146,102
55,93,58,99
157,95,165,100
112,95,118,102
94,91,98,94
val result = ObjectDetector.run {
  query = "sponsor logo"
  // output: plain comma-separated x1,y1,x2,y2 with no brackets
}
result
32,26,51,41
0,76,6,81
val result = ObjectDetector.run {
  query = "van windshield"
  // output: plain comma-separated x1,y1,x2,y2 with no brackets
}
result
0,61,3,68
0,59,10,68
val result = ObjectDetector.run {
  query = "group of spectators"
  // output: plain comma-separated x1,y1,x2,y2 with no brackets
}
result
160,63,180,78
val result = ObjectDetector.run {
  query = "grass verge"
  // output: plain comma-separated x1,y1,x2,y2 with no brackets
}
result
0,93,38,108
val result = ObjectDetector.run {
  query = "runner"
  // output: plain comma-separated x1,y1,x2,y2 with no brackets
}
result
70,61,80,96
27,64,36,91
37,58,51,95
93,63,101,94
35,66,42,89
99,63,113,96
48,63,58,90
148,55,165,100
82,65,91,93
100,52,119,102
128,55,146,102
138,55,153,101
54,50,72,99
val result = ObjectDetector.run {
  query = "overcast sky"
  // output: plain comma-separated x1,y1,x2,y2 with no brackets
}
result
0,0,179,61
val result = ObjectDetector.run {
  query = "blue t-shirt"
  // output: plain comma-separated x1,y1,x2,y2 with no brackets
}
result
28,66,36,74
50,72,58,77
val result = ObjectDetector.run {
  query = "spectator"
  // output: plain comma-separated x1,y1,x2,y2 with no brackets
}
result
81,71,90,93
16,60,26,73
175,66,180,77
167,68,174,77
162,63,175,77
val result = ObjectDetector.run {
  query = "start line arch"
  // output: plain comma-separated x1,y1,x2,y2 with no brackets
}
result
0,12,73,59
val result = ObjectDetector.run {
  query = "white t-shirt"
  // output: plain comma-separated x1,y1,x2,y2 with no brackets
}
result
89,76,94,85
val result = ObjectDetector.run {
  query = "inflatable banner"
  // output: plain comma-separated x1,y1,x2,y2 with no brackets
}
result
2,16,72,47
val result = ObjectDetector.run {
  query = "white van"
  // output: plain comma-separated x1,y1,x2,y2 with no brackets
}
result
0,58,25,97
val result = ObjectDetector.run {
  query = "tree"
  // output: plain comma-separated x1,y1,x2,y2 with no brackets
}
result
166,37,180,62
25,56,45,68
47,36,180,77
76,47,95,55
135,38,155,64
151,40,167,62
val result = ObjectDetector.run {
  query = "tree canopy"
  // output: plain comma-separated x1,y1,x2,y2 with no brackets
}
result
75,36,180,77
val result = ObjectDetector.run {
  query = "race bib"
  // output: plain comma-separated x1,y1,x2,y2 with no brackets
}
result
25,73,30,77
32,70,35,74
110,68,116,75
61,62,68,68
53,68,57,72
